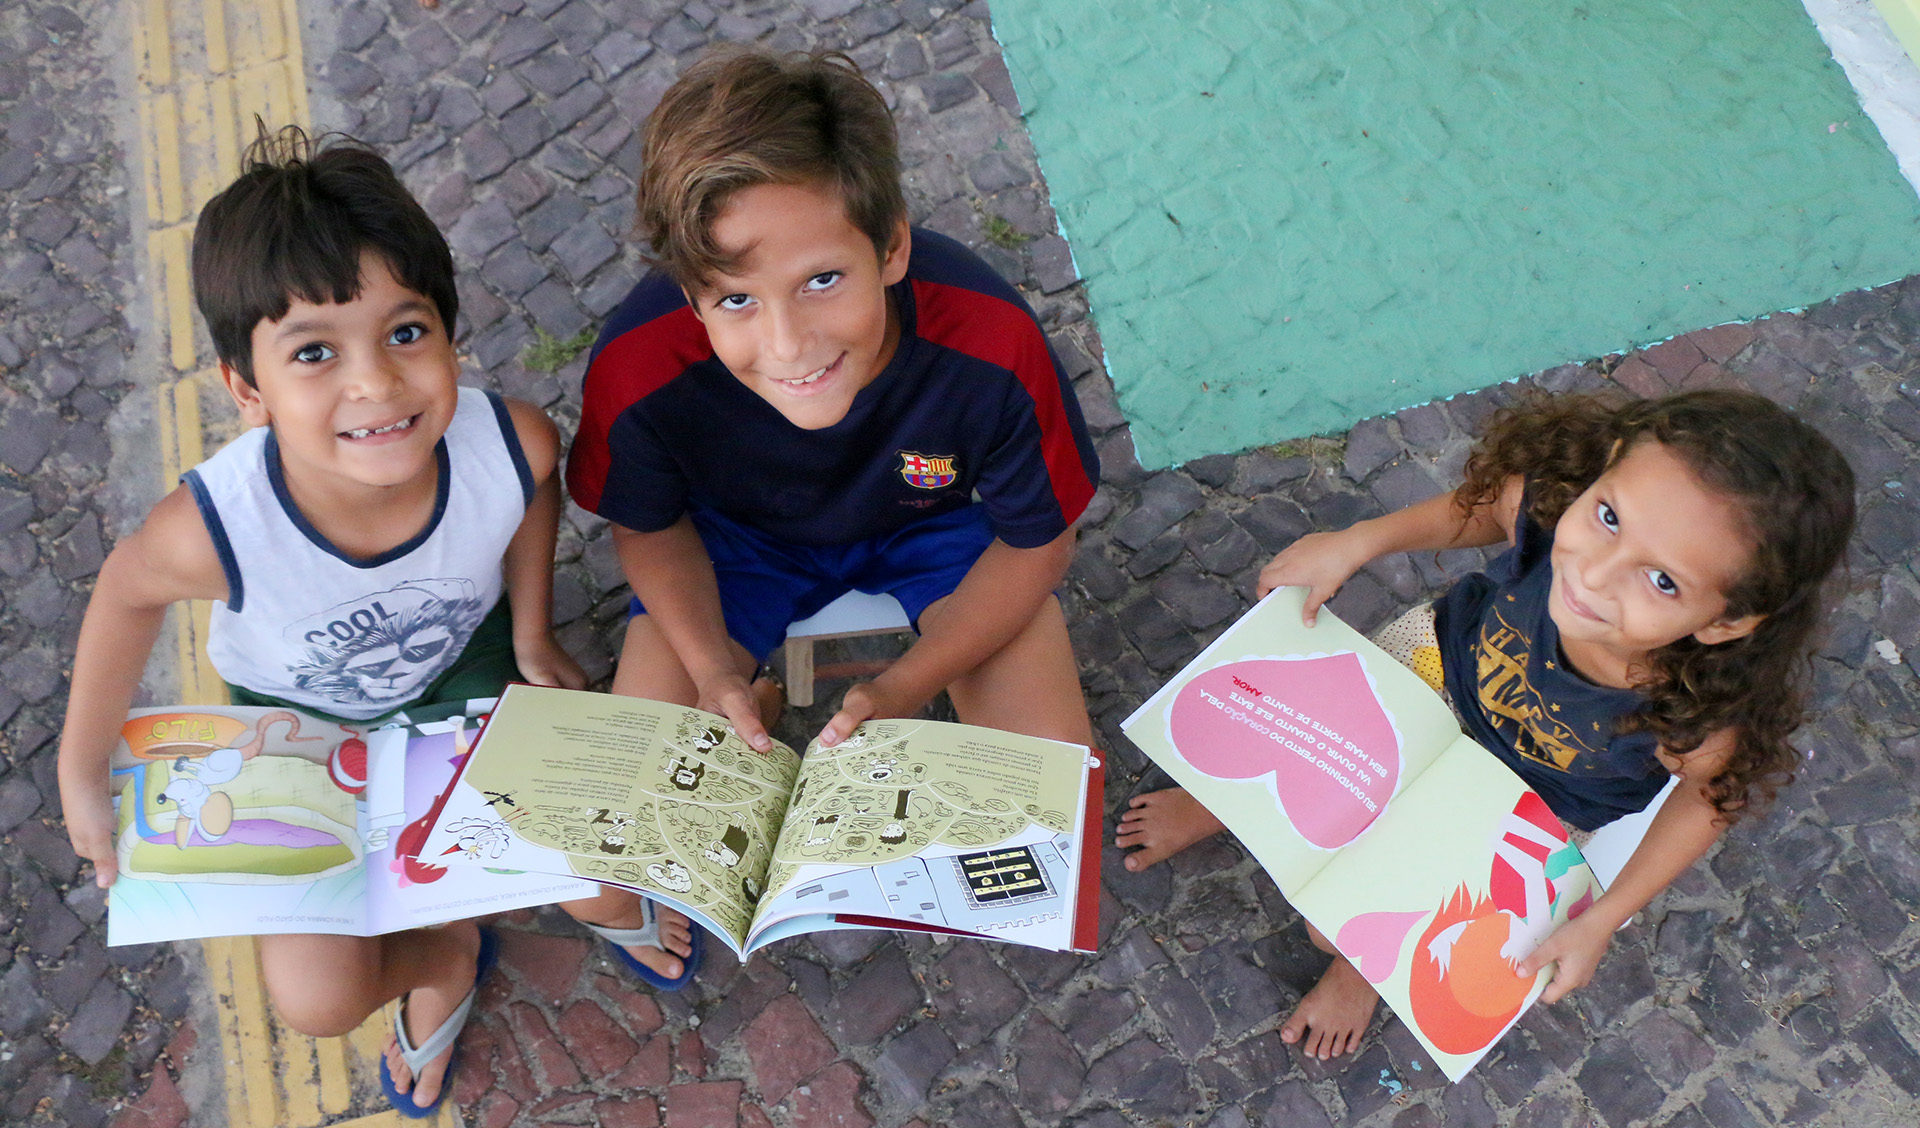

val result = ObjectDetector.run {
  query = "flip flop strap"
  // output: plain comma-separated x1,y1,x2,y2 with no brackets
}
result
393,978,479,1073
582,897,663,950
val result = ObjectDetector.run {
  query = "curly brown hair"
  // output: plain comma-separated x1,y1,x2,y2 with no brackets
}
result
634,47,905,289
1454,389,1856,822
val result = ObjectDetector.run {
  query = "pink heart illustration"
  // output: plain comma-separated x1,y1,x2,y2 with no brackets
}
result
1336,910,1432,984
1167,655,1401,848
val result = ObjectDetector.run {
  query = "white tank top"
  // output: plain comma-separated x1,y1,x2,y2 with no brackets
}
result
185,387,532,719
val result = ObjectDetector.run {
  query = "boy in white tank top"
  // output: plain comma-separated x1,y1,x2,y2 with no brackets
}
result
55,129,691,1117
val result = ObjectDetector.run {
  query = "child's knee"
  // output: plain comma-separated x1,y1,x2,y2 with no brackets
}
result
259,935,379,1036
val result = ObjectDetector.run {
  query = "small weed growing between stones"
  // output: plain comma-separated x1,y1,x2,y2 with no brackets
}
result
1264,435,1346,465
523,327,596,373
980,211,1031,250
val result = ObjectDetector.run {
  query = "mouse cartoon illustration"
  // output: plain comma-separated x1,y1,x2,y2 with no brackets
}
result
158,710,318,847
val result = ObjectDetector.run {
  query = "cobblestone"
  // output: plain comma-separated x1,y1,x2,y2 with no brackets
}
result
8,1,1918,1125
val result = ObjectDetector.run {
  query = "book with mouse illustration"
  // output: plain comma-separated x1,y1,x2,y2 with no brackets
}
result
105,700,595,946
1122,587,1604,1081
418,683,1105,958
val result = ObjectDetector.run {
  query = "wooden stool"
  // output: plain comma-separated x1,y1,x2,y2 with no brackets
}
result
781,591,912,707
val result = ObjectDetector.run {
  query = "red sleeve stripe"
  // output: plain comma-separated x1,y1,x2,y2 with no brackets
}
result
565,305,712,514
909,278,1097,525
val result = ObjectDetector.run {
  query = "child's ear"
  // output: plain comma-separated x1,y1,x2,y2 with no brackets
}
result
1694,612,1764,646
220,362,272,428
879,217,911,286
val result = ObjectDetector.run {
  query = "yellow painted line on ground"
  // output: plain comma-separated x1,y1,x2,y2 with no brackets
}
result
274,1013,323,1126
316,1027,353,1115
136,0,173,91
130,1,427,1125
199,0,230,75
201,936,278,1127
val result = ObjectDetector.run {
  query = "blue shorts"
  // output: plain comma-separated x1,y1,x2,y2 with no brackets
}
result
629,503,997,662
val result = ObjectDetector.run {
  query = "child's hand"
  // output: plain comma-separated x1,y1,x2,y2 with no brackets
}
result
64,791,120,888
1517,910,1614,1003
695,670,775,753
818,680,917,749
1256,529,1375,625
514,632,588,691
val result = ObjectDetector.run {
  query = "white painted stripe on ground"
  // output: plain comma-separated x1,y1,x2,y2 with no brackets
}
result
1804,0,1920,198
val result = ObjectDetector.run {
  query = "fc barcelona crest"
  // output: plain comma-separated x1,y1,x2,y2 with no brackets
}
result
898,450,958,490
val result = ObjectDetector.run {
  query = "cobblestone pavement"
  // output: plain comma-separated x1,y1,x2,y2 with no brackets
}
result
1,3,207,1127
9,1,1920,1126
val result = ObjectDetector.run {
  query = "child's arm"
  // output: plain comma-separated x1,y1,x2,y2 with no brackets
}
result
1257,474,1526,624
610,516,774,749
57,490,229,887
501,399,586,690
1516,733,1733,1002
817,528,1076,746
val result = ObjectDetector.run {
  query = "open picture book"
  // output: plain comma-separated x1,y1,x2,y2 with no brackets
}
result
419,684,1104,958
1122,588,1603,1081
106,700,596,946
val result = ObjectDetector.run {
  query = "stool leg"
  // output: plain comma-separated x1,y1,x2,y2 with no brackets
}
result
785,636,815,708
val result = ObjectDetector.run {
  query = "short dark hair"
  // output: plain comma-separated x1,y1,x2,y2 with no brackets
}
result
192,125,457,385
636,48,906,289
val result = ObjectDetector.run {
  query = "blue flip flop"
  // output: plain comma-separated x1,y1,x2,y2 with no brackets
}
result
588,898,704,991
380,927,498,1118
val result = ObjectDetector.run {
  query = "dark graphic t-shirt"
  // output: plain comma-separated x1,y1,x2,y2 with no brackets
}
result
1435,503,1669,831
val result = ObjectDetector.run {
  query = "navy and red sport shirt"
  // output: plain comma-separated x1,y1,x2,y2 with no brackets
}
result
567,228,1099,550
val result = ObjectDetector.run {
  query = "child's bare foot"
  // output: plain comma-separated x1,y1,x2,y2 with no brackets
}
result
1279,955,1380,1060
1115,787,1225,870
383,921,480,1110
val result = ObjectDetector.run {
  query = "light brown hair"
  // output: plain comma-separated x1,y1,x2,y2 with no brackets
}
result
635,47,906,289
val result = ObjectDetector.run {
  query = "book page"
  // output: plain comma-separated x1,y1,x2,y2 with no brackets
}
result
421,685,799,948
107,708,369,944
1121,587,1462,890
748,719,1090,953
361,713,597,934
1288,733,1599,1081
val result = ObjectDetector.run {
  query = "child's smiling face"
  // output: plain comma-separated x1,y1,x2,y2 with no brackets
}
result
224,252,460,497
687,180,910,431
1548,440,1765,684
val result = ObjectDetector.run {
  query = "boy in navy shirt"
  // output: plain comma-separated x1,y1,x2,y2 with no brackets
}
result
570,48,1100,975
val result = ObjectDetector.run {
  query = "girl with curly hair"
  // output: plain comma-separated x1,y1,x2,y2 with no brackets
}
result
1118,389,1855,1060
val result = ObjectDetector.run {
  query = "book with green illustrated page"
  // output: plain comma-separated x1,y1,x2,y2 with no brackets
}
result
106,700,597,946
419,683,1105,958
1122,588,1602,1081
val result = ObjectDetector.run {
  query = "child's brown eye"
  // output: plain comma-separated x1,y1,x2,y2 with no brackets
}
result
294,343,335,363
1596,500,1618,531
1646,569,1677,596
389,323,428,345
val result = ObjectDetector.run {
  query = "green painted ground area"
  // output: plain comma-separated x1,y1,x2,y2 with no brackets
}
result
992,0,1920,467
